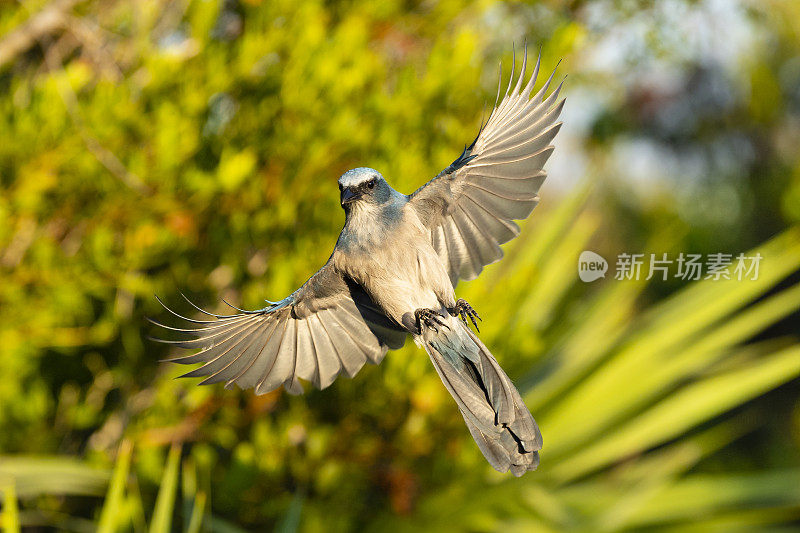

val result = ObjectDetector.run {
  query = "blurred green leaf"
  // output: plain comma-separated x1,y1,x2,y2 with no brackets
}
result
550,345,800,482
149,444,181,533
0,458,109,499
1,481,20,533
97,440,133,533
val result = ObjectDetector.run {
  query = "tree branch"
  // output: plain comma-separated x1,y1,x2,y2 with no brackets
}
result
0,0,85,69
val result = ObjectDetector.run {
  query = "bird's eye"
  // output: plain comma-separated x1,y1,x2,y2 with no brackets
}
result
338,183,343,191
367,179,376,189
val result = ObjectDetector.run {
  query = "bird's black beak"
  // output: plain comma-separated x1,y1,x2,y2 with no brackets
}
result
340,187,361,205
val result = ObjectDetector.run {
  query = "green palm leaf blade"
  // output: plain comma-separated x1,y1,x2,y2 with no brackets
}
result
185,492,206,533
540,227,800,456
611,415,758,486
544,280,800,464
149,444,181,533
0,458,110,499
394,419,755,532
1,481,20,533
523,275,647,412
97,440,134,533
549,344,800,482
476,183,592,318
623,469,800,529
555,470,800,532
484,210,600,356
644,509,800,533
595,423,752,530
514,213,599,333
181,456,207,533
659,515,800,533
510,182,594,278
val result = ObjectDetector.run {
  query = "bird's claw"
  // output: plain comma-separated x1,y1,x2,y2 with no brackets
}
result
451,298,481,332
415,308,449,333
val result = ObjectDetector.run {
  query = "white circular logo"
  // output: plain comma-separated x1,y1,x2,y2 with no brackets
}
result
578,251,608,282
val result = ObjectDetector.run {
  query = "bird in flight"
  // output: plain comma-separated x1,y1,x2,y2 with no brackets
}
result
151,48,564,476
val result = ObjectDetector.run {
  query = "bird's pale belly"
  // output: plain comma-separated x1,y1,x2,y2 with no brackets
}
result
338,238,453,325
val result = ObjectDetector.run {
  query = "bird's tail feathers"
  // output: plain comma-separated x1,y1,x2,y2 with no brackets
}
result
421,316,541,476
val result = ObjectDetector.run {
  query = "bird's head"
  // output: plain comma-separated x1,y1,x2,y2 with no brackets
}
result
337,168,391,211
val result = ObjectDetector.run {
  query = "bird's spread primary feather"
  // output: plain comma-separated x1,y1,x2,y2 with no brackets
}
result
150,47,564,476
410,49,564,285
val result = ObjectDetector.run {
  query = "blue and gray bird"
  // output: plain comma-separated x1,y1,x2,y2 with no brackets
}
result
152,50,564,476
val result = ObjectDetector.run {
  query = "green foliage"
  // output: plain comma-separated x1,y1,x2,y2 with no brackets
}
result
1,0,799,531
0,481,20,533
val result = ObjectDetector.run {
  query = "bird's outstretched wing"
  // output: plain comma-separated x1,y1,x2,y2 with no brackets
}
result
409,49,565,286
149,262,406,395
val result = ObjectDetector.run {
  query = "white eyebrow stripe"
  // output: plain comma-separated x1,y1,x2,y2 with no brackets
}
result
338,168,381,188
339,177,370,188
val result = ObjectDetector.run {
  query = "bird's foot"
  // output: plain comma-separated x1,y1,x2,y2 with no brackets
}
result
450,298,482,332
415,308,449,334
